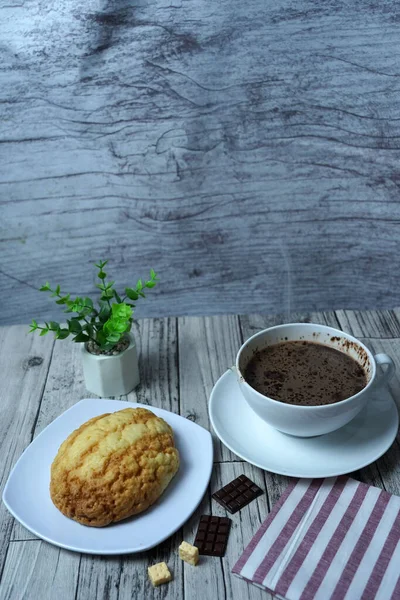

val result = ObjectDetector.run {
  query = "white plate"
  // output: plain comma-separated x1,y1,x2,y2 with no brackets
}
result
3,399,213,555
209,370,399,478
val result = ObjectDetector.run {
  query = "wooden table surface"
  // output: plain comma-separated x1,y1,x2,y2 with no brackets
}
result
1,309,400,600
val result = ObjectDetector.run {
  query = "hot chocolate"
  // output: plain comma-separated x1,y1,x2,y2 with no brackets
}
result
243,340,367,406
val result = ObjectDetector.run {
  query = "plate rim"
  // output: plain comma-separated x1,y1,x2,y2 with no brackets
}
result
209,370,399,478
3,398,213,554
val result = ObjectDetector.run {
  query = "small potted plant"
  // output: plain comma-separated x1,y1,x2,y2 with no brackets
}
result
29,260,158,397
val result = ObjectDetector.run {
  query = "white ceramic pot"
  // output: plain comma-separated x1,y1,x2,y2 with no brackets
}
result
81,333,140,397
236,323,395,437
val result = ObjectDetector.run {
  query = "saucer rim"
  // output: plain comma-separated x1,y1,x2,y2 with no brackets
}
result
209,370,399,478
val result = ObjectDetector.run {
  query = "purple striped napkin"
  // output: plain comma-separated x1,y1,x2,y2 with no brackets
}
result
232,476,400,600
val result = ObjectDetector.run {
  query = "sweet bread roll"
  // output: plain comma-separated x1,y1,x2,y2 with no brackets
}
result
50,407,179,527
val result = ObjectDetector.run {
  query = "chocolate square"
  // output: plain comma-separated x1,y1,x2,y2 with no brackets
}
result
193,515,232,556
212,475,263,514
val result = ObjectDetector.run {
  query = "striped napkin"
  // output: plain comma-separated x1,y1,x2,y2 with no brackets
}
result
232,476,400,600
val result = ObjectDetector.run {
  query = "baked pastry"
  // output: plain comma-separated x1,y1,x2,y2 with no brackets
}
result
50,407,179,527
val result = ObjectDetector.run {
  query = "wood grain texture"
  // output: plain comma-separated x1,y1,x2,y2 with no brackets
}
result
126,317,179,412
1,311,400,600
0,541,80,600
0,326,54,577
335,309,400,339
2,1,400,324
177,315,242,462
207,462,272,600
75,529,184,600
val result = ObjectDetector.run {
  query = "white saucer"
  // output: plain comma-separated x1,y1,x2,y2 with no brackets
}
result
209,370,399,478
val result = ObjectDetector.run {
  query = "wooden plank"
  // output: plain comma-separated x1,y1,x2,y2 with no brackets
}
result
0,325,54,577
335,309,400,339
0,541,80,600
180,477,226,600
126,317,179,413
205,462,273,600
178,315,243,462
239,311,341,340
3,3,400,324
74,529,183,600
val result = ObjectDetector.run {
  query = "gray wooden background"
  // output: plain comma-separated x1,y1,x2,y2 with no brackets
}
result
1,0,400,326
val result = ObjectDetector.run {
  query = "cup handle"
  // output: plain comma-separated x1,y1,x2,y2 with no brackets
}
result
374,353,396,386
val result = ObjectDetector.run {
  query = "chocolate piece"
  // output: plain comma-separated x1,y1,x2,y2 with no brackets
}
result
193,515,231,556
212,475,263,514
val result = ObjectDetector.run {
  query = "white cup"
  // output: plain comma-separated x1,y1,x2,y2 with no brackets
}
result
236,323,395,437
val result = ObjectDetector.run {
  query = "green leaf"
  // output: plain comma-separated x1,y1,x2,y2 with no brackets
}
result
39,282,51,292
49,321,60,331
70,297,90,313
114,320,129,333
112,303,132,320
101,290,114,299
56,329,70,340
82,323,91,336
99,303,111,322
55,294,70,305
68,319,82,333
30,319,38,329
150,268,156,279
73,332,90,343
103,320,116,334
125,288,139,301
104,316,130,335
95,330,107,346
83,297,93,308
95,260,108,268
113,289,122,303
106,333,121,343
39,328,49,336
98,272,106,280
136,279,143,291
55,284,61,295
105,281,115,289
145,280,156,288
